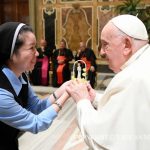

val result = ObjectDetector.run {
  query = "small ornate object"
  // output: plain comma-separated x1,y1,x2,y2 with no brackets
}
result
72,60,87,82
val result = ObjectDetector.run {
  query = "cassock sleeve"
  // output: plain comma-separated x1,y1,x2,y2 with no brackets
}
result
90,50,97,69
52,49,58,64
92,92,103,109
65,49,73,62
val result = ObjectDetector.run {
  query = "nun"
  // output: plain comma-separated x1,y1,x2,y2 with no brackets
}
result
0,22,69,150
66,14,150,150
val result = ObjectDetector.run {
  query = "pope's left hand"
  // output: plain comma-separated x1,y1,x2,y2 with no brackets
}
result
66,80,91,103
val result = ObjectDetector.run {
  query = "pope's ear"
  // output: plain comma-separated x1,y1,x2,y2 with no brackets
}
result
123,37,132,56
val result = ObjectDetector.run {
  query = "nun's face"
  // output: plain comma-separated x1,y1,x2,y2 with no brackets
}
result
100,23,128,73
12,32,38,73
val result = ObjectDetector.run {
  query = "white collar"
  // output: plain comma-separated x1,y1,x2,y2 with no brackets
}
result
120,44,150,70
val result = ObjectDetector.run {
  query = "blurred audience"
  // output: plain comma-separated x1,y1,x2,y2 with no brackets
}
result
30,39,50,86
75,41,97,88
52,40,73,87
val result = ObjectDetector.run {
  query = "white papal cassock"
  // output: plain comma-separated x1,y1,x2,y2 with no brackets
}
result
76,44,150,150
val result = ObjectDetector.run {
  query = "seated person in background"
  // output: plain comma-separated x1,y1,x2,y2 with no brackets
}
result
0,22,70,150
30,39,50,86
75,41,97,88
52,40,73,87
37,39,49,58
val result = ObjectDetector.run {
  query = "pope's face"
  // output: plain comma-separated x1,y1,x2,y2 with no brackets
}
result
12,32,39,74
100,23,127,73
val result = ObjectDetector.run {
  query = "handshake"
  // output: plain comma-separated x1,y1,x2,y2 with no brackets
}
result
52,79,96,111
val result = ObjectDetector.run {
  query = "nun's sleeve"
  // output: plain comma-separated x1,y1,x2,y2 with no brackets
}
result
0,88,57,134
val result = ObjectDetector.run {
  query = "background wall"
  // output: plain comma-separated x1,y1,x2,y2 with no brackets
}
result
0,0,29,24
31,0,150,61
0,0,149,64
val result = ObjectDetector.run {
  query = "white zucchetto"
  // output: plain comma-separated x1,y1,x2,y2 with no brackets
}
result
110,14,148,40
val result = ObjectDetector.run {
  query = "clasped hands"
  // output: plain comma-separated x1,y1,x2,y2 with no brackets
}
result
60,79,96,103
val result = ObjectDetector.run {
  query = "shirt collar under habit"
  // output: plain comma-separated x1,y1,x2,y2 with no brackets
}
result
2,67,27,95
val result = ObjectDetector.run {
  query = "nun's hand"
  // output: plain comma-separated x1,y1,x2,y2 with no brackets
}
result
54,80,71,99
66,80,91,103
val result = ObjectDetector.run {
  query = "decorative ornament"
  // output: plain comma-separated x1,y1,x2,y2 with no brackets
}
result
72,60,87,82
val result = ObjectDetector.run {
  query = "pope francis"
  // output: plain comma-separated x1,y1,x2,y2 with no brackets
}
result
66,14,150,150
